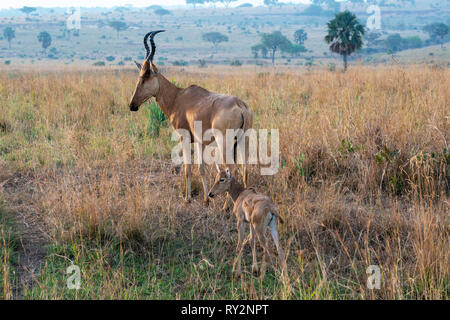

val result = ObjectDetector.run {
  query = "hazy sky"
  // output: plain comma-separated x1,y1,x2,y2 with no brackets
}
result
0,0,311,9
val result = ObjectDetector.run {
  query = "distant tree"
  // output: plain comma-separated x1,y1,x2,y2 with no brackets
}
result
293,29,307,45
19,6,36,17
186,0,205,8
3,27,15,49
251,44,260,58
313,0,340,12
264,0,279,10
154,8,171,21
108,21,127,39
252,44,268,59
260,45,268,58
237,3,253,8
147,5,163,10
221,0,238,8
365,31,382,47
37,31,52,54
384,34,403,52
206,0,221,8
251,44,267,58
259,31,290,65
202,32,228,53
281,42,307,58
324,11,364,71
302,4,331,16
402,36,422,49
423,23,449,48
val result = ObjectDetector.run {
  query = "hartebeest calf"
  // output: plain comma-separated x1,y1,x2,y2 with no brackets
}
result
129,31,253,206
208,168,286,277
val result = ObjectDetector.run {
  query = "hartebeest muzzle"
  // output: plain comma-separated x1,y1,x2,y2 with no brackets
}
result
129,102,139,112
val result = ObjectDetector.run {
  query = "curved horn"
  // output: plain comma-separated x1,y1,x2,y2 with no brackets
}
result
143,31,153,61
146,30,165,62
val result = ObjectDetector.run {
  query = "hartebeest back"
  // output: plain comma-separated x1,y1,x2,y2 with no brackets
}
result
129,31,253,206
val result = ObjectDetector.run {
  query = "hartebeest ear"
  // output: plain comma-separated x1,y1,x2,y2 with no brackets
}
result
151,62,159,74
134,60,142,70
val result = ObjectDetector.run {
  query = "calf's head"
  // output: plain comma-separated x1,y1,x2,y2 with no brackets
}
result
208,168,232,198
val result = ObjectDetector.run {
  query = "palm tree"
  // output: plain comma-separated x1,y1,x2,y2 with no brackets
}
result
325,11,364,71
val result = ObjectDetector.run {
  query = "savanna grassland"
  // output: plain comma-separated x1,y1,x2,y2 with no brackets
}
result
0,65,448,299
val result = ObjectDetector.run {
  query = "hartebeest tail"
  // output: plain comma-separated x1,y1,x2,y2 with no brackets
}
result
129,31,253,207
208,168,286,278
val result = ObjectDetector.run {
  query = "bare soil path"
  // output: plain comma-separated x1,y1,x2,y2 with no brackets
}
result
1,170,48,299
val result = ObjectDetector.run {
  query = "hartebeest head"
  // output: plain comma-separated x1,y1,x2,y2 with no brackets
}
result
208,168,232,198
129,30,165,112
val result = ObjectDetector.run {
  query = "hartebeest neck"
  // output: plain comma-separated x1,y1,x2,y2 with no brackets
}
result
229,177,245,202
154,74,181,119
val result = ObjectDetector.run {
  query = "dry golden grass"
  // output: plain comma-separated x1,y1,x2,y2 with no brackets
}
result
0,65,448,299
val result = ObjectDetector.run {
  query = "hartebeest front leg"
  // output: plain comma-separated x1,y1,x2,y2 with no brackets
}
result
195,142,209,207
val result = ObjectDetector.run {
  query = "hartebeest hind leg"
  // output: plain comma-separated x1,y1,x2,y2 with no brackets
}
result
184,163,191,203
256,217,287,277
250,224,259,276
182,139,192,203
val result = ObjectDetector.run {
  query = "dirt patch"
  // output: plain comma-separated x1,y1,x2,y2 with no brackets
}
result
0,160,189,298
1,170,49,299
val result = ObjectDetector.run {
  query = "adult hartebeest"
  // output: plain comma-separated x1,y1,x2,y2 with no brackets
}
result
129,31,253,206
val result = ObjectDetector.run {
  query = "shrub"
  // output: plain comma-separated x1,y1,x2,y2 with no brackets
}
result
145,100,167,137
328,62,336,72
230,59,242,66
93,61,105,66
172,60,188,66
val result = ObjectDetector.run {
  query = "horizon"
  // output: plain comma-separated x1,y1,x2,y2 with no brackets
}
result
0,0,311,10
